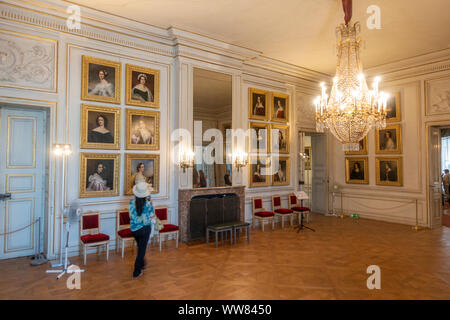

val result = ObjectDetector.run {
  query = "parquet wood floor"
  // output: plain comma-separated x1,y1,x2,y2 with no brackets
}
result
1,214,450,299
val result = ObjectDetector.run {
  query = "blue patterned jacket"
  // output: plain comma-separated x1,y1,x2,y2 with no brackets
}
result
129,198,154,232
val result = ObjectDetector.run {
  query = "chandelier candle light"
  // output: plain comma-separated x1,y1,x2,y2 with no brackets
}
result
315,0,388,151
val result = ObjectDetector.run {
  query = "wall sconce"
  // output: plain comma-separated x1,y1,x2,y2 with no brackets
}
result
233,150,248,172
53,144,72,157
179,149,194,173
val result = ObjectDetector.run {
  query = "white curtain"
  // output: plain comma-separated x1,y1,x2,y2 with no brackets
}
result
441,136,450,171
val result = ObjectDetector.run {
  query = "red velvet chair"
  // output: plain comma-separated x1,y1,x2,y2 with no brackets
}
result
288,193,311,223
116,209,136,258
272,195,294,228
79,211,110,265
155,206,179,251
252,197,275,231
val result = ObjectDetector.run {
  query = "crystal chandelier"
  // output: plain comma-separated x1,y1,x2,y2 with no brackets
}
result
315,1,388,151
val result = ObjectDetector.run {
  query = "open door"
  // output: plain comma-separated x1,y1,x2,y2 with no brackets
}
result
311,133,328,214
428,126,442,228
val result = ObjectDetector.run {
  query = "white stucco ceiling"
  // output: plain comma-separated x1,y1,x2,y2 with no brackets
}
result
69,0,450,74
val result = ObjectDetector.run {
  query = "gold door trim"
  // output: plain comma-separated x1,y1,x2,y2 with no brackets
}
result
6,174,36,194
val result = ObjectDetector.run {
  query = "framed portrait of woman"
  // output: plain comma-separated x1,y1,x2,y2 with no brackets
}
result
272,156,290,186
385,92,401,123
124,154,160,195
249,122,269,154
80,104,121,149
79,153,120,198
125,64,160,108
271,92,289,123
375,124,402,154
345,157,369,184
125,109,160,150
248,156,271,187
248,88,269,121
81,56,121,104
375,157,403,186
270,124,289,154
345,136,368,155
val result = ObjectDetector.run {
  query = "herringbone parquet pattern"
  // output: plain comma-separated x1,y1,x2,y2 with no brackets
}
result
1,214,450,299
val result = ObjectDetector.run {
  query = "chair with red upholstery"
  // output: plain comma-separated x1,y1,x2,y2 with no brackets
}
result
288,193,311,223
272,195,294,228
116,209,136,258
155,206,179,251
79,211,110,265
252,197,275,231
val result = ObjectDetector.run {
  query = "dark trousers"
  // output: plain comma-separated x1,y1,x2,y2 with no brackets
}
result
131,225,151,274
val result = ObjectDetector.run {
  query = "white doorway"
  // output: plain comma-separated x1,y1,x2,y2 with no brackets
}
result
298,131,328,214
0,106,48,260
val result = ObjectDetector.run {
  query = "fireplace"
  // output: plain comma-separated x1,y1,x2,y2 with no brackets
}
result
178,186,245,242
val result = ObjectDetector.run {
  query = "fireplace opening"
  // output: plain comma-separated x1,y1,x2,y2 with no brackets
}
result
189,193,240,241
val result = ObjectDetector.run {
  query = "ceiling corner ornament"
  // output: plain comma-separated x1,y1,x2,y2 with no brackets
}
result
315,0,388,151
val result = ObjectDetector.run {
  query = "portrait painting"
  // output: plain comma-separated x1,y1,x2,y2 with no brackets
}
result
248,88,269,121
79,153,120,198
249,157,270,187
271,92,289,123
125,154,159,195
345,136,368,155
376,124,402,154
249,122,269,154
80,104,121,149
126,109,160,150
385,92,401,122
81,56,121,104
345,157,369,184
376,157,403,186
270,124,289,154
272,157,290,186
125,64,160,108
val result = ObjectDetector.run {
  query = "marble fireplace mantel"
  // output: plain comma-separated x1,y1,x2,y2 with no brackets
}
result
178,186,246,242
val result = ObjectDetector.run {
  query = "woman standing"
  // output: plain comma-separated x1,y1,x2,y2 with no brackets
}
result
129,182,154,279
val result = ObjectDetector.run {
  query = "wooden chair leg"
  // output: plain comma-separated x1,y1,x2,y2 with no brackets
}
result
83,245,87,265
281,216,285,228
121,239,125,258
176,232,179,248
106,243,109,261
159,234,162,251
262,219,265,232
215,232,218,248
272,218,275,230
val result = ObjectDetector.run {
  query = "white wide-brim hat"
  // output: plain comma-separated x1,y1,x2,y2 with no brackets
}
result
132,182,153,198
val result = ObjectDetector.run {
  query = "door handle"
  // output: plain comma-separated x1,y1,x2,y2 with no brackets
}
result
0,193,11,200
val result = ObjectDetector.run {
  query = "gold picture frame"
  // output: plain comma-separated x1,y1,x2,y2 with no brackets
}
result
249,156,271,187
249,122,269,154
125,64,160,108
125,108,160,150
345,136,368,155
271,92,289,123
124,153,160,195
79,153,120,198
272,156,290,186
270,123,289,154
345,157,369,184
375,124,402,154
386,92,401,123
375,157,403,186
81,56,121,104
248,88,269,121
80,104,121,150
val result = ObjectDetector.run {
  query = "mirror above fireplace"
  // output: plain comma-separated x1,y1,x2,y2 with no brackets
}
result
193,68,232,189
